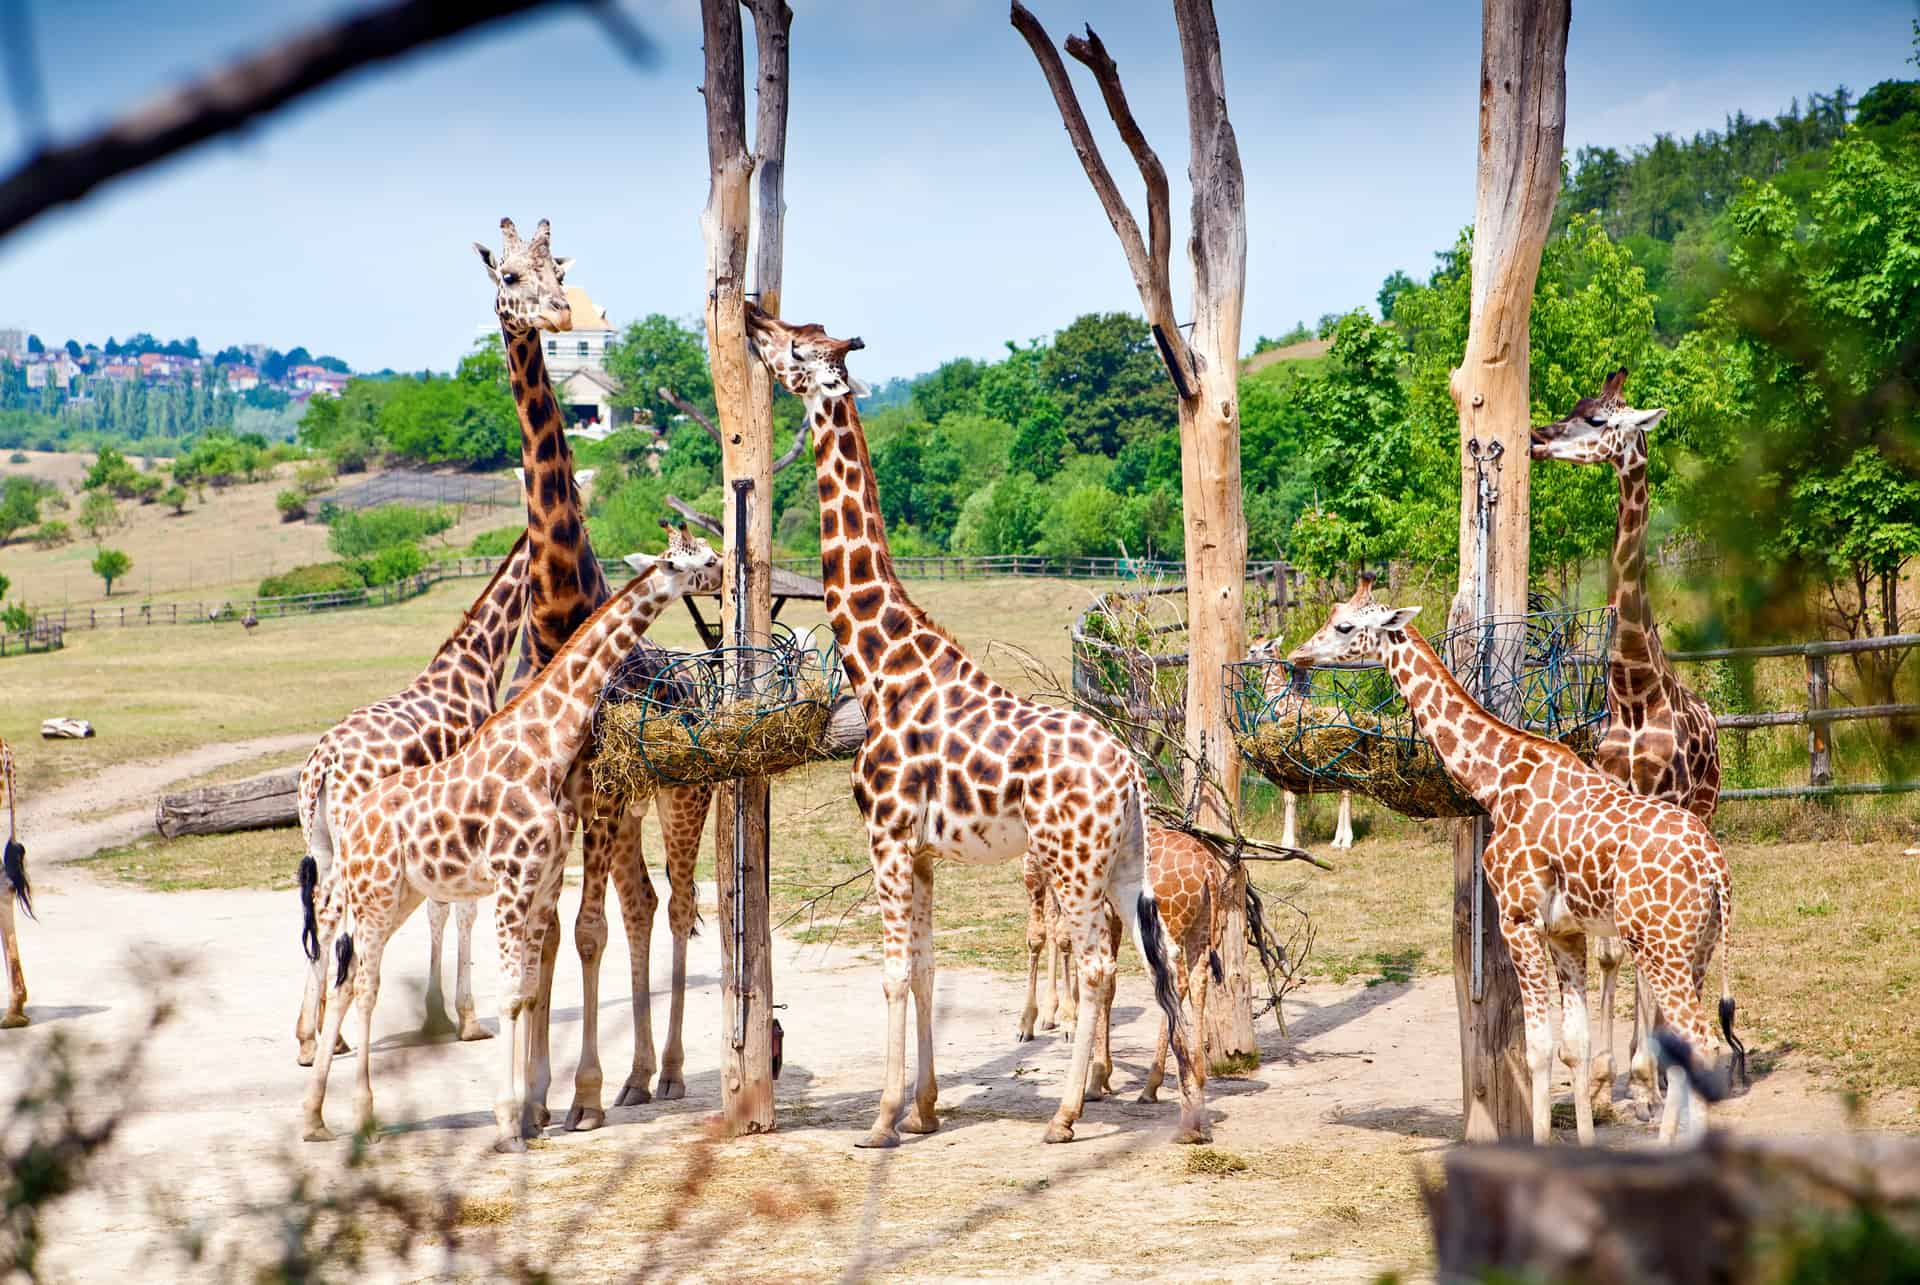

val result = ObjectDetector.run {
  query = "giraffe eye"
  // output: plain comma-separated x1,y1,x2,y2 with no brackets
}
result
1335,623,1354,635
501,271,519,286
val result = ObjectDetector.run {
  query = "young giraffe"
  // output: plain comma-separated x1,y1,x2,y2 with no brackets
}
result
1246,637,1356,850
476,218,717,1128
302,537,720,1152
1289,575,1743,1145
745,302,1206,1147
1015,831,1225,1106
292,537,531,1064
1,736,31,1029
1533,368,1721,1118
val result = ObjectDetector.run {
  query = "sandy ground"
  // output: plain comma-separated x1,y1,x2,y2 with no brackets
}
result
2,751,1872,1283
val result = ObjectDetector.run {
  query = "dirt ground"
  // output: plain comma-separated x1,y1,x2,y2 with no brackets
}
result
4,750,1890,1283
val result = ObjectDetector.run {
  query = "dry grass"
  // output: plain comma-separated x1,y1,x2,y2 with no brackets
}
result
78,829,304,892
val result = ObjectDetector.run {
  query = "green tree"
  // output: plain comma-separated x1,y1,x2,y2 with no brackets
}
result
0,476,43,542
952,472,1047,555
91,547,131,596
78,491,121,541
1376,270,1415,320
911,358,984,423
1040,312,1177,456
602,314,712,431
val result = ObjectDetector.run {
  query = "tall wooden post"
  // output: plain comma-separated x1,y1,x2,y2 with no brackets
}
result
700,0,791,1135
1013,0,1255,1063
1447,0,1569,1141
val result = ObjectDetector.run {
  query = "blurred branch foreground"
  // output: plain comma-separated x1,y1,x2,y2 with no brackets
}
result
0,0,649,242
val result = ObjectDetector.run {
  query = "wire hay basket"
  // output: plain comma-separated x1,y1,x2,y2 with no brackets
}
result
1228,608,1614,818
591,624,848,797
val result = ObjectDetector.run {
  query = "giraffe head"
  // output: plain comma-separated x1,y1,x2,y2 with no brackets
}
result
1286,574,1419,668
742,302,870,401
1530,368,1667,469
1248,635,1310,695
473,217,575,335
622,522,722,594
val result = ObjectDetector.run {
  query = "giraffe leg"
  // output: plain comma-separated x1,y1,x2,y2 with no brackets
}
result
1639,940,1716,1146
1084,909,1119,1101
655,783,709,1101
296,878,350,1065
303,920,360,1142
1046,871,1117,1145
1188,934,1211,1089
1052,909,1078,1034
522,906,561,1135
420,900,456,1038
1550,932,1595,1146
1333,791,1354,850
1496,910,1561,1146
1628,969,1664,1123
900,858,939,1135
1018,854,1045,1043
492,895,534,1155
453,899,487,1041
565,820,617,1133
1281,790,1298,849
0,892,24,1029
1040,925,1063,1032
610,832,661,1109
1589,935,1624,1110
856,840,915,1149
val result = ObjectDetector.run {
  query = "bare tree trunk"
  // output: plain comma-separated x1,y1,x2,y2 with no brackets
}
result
1013,0,1254,1061
1447,0,1569,1142
700,0,791,1136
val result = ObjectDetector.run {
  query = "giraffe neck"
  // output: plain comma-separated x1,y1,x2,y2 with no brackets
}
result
480,568,679,779
503,323,610,671
1606,445,1673,706
1377,626,1520,813
806,388,980,714
419,536,529,692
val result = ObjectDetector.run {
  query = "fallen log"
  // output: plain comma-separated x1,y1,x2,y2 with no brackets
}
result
1425,1132,1920,1284
155,767,300,838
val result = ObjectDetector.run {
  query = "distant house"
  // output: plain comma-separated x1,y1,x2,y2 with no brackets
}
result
309,370,350,397
225,365,260,393
100,361,140,381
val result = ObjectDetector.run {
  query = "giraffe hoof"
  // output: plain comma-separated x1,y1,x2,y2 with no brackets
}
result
900,1107,939,1135
614,1080,653,1107
419,1008,457,1039
295,1042,316,1068
458,1017,493,1043
1137,1088,1161,1105
1015,1026,1033,1043
655,1077,686,1101
1038,1016,1057,1033
1042,1121,1076,1144
303,1122,335,1143
1172,1119,1212,1146
565,1106,606,1133
492,1135,529,1155
854,1129,900,1150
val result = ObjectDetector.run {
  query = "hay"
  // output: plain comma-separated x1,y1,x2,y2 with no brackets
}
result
592,681,837,795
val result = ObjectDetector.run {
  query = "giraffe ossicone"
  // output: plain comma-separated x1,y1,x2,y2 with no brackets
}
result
1289,574,1744,1147
745,300,1209,1148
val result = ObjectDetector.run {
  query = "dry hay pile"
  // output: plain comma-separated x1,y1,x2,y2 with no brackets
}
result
592,684,838,796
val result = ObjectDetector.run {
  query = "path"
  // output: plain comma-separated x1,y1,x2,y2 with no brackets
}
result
2,755,1863,1282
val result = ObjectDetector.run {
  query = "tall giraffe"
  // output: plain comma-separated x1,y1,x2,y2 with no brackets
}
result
1532,368,1721,1117
1246,637,1355,849
745,303,1207,1147
1289,576,1743,1145
302,538,720,1152
292,536,531,1065
1,736,31,1029
476,218,717,1128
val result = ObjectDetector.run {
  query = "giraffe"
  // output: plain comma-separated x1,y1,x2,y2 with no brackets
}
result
301,537,721,1152
745,302,1207,1147
1016,829,1224,1107
476,217,717,1128
1,736,31,1029
292,536,531,1065
1532,367,1721,1118
1288,575,1744,1145
1246,637,1356,850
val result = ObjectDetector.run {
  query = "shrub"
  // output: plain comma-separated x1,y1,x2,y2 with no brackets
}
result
91,547,132,596
0,602,31,633
32,520,70,548
294,459,335,496
465,525,521,558
0,475,43,541
161,484,189,514
129,472,164,504
354,543,428,586
325,503,453,558
78,491,121,540
6,452,24,464
275,489,308,522
258,562,364,599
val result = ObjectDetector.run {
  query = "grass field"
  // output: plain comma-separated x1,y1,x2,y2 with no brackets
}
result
24,570,1920,1115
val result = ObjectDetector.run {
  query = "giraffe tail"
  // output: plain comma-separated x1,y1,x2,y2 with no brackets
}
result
298,855,321,963
3,835,31,922
1124,788,1192,1088
1713,863,1747,1095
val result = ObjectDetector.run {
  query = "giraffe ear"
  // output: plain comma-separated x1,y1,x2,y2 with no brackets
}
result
1379,606,1420,631
554,256,574,281
474,243,499,281
623,552,660,574
848,374,872,399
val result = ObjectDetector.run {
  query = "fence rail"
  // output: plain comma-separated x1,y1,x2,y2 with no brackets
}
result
772,553,1205,581
1669,634,1920,802
0,625,63,658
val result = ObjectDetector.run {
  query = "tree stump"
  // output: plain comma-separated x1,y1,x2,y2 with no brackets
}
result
155,767,299,837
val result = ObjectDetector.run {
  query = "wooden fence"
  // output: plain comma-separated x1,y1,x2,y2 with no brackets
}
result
0,624,63,658
1669,632,1920,801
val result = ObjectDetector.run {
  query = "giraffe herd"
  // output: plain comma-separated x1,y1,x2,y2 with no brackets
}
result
0,216,1747,1156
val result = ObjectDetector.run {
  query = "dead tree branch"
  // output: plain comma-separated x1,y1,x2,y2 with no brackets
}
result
0,0,639,241
664,495,724,538
658,384,722,443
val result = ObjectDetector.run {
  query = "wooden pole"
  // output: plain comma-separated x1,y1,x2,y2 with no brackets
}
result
1447,0,1569,1142
699,0,789,1135
1806,654,1832,789
1012,0,1253,1063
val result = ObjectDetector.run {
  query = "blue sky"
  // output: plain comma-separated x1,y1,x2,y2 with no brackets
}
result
0,0,1912,380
